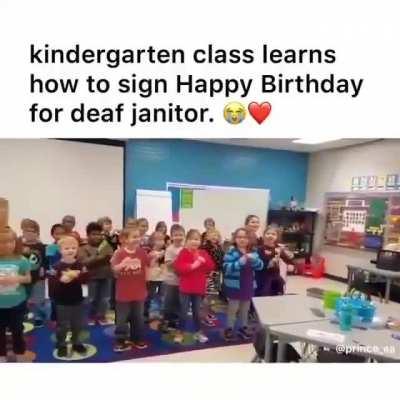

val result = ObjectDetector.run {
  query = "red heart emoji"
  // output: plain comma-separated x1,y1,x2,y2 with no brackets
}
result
248,102,272,124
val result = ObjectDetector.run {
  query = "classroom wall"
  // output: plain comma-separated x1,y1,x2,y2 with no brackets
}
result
125,139,309,219
306,139,400,278
0,139,124,243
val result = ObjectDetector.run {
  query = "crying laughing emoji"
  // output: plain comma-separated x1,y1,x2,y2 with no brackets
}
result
223,101,246,125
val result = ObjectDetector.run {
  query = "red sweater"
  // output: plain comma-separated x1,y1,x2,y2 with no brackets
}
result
111,247,149,302
174,248,215,295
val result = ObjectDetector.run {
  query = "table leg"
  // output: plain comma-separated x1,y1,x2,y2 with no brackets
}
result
264,329,272,362
277,339,286,362
385,278,391,303
347,267,353,292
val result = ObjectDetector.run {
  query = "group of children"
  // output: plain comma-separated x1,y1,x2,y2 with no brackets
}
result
0,213,295,361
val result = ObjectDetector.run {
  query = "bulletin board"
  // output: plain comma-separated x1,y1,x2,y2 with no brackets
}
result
324,192,400,250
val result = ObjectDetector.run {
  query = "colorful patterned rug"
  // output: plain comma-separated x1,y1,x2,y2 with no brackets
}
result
4,300,254,362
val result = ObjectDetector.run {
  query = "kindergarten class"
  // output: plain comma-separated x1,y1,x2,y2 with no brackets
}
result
1,138,400,363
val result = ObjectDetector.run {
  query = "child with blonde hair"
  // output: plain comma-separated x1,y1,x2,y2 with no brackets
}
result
174,229,215,343
111,228,150,352
53,235,88,358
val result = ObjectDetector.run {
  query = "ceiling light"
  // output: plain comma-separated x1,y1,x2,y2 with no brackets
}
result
293,138,340,145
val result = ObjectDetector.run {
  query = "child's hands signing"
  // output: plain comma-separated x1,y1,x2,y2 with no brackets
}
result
192,256,205,270
60,273,72,284
246,253,256,261
197,256,206,264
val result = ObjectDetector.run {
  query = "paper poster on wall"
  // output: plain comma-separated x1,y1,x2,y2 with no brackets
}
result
377,176,386,191
386,174,398,191
180,189,193,209
359,176,368,191
364,198,387,249
324,193,391,250
367,176,377,191
387,197,400,246
351,177,360,191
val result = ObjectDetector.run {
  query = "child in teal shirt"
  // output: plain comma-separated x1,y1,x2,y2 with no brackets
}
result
0,227,31,362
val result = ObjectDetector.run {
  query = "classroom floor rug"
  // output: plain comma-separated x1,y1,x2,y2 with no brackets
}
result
4,300,254,363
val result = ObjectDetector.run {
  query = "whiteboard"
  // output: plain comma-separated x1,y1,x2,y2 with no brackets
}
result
136,189,172,233
0,139,124,243
170,184,269,240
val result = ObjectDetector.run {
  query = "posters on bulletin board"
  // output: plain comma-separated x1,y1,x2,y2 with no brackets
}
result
351,174,399,192
325,193,400,250
386,174,399,190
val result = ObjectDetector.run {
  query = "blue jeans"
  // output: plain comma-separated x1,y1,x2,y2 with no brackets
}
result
180,293,202,332
145,281,164,316
115,301,144,342
88,278,111,319
30,280,47,321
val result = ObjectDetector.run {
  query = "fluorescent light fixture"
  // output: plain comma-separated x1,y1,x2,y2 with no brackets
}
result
293,138,340,145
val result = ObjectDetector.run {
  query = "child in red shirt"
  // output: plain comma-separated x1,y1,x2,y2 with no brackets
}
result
111,228,150,352
174,229,215,343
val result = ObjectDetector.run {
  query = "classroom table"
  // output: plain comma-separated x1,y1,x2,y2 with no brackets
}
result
252,294,329,327
269,319,400,362
253,294,331,362
253,294,400,362
347,264,400,303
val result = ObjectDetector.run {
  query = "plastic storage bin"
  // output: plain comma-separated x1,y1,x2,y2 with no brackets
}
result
299,255,325,278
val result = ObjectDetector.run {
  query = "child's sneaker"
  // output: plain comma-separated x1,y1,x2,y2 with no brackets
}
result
159,320,171,333
72,344,87,355
34,319,44,328
133,341,148,350
15,354,27,362
223,328,235,342
237,326,252,340
173,331,185,344
57,346,68,358
113,340,132,353
193,332,209,343
248,311,258,323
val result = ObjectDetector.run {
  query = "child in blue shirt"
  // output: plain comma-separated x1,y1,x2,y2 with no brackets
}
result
222,228,263,342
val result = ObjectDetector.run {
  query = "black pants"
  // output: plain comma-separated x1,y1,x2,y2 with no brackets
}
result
0,302,26,356
56,304,84,347
163,284,180,324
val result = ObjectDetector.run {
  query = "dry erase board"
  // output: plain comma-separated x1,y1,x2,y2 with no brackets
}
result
324,192,400,250
167,183,269,240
